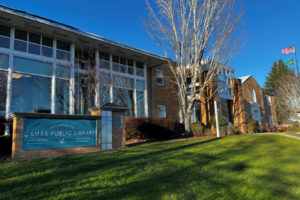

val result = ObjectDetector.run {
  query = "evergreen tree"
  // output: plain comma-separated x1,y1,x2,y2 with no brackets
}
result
264,59,296,121
264,59,289,94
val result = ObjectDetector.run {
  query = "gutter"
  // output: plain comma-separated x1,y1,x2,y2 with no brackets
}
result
0,4,169,61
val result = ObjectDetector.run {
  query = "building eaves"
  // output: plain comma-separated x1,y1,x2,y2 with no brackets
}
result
0,4,168,62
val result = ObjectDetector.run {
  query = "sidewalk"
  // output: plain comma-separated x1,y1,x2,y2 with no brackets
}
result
261,132,300,140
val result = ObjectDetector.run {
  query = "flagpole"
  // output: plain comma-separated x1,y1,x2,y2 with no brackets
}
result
294,43,299,78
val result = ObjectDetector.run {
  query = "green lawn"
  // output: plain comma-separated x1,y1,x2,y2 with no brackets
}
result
1,135,300,200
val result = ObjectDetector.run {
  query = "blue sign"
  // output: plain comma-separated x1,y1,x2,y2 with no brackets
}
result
22,118,98,150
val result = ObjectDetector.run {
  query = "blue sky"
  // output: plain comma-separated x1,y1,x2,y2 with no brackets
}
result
1,0,299,87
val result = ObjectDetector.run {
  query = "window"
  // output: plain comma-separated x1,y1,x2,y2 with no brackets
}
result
14,56,52,76
127,59,134,74
0,71,7,114
0,25,10,49
11,73,51,113
156,69,164,86
14,29,27,52
113,87,134,116
55,78,69,114
28,32,41,55
158,105,166,118
0,54,9,70
56,40,70,60
42,36,53,57
136,62,144,77
136,80,145,91
267,96,272,106
112,55,120,72
251,89,256,103
99,52,110,70
136,91,145,117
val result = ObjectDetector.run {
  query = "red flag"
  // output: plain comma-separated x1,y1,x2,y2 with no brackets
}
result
281,46,295,55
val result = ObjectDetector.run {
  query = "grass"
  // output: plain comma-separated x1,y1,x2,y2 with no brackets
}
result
1,134,300,200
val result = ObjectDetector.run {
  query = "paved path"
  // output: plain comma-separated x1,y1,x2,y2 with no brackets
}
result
261,132,300,140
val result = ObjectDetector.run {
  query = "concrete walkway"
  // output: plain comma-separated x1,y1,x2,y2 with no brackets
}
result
261,132,300,140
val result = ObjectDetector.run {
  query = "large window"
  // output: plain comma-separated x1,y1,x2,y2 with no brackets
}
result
136,80,145,117
11,73,51,113
0,71,7,114
156,69,164,86
0,25,10,49
113,88,134,116
136,91,145,117
99,72,111,106
14,56,52,76
56,78,69,114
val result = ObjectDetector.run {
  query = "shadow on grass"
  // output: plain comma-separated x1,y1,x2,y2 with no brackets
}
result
1,135,300,199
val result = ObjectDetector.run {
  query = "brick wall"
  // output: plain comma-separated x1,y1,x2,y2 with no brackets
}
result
147,64,179,121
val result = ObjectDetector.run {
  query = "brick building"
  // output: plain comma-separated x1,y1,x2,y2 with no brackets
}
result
191,71,277,133
232,75,277,133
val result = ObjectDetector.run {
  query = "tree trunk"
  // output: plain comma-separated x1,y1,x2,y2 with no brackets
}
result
184,114,192,135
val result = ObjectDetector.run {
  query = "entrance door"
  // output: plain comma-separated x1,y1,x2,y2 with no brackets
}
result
101,111,112,150
251,104,261,125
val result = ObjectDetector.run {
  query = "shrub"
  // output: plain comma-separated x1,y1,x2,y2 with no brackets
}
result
125,117,184,140
0,135,11,154
204,128,212,136
230,125,239,135
247,119,259,133
191,122,205,137
210,114,227,127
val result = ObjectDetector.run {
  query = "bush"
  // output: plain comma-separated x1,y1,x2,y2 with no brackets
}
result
0,135,11,154
231,125,239,135
204,128,212,136
210,114,227,127
191,122,205,136
247,119,259,133
125,117,184,140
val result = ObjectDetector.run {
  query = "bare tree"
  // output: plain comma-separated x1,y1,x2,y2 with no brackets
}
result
145,0,243,132
57,48,111,115
275,72,300,122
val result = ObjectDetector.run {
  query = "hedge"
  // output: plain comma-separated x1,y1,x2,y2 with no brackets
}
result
125,117,184,140
0,135,11,154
